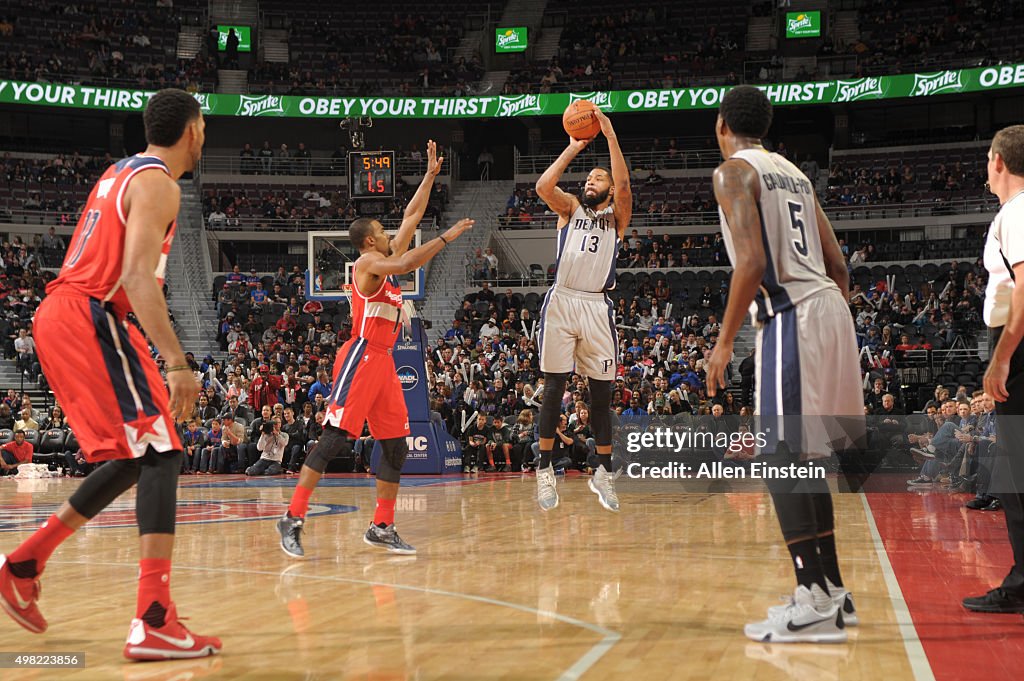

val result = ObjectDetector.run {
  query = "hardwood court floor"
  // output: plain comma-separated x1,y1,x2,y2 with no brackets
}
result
0,472,1020,680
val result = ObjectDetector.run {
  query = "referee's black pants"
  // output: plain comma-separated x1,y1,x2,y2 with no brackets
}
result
990,326,1024,595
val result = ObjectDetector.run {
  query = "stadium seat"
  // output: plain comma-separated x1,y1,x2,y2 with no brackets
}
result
0,429,13,446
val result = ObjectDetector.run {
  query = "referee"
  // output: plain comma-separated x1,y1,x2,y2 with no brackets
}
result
966,124,1024,613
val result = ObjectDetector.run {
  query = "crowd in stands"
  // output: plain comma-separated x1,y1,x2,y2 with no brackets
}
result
250,6,486,96
0,0,216,92
0,153,112,222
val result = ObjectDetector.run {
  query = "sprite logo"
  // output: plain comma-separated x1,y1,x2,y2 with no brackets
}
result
789,14,812,31
236,95,285,117
569,91,614,110
912,70,963,97
832,77,884,103
191,93,214,114
495,27,528,53
497,94,542,117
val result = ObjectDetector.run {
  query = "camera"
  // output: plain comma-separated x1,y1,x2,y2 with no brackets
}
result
261,421,275,435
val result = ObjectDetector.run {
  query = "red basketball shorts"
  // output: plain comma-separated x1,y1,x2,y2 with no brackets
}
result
324,337,410,440
33,293,182,462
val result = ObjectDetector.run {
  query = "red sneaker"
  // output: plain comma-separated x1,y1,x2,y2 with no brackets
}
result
123,603,222,661
0,554,46,633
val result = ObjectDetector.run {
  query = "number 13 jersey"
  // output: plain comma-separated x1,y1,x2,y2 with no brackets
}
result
47,154,177,316
554,203,619,292
718,148,837,322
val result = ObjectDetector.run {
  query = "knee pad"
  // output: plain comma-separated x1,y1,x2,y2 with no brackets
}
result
588,379,613,446
812,492,835,535
538,372,570,439
377,437,408,484
305,425,350,473
136,449,183,535
767,481,818,543
68,457,142,519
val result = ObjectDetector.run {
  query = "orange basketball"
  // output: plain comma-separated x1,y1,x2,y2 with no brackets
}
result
562,99,601,140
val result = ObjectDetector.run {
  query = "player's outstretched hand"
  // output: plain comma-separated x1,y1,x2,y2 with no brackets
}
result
426,139,444,177
568,135,593,152
167,369,200,422
593,109,615,138
704,343,732,398
443,218,475,242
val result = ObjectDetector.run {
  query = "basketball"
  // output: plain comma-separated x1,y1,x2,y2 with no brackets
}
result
563,99,601,140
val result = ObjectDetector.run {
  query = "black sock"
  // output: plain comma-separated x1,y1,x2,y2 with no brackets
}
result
8,558,38,579
597,454,613,472
141,600,168,628
817,534,843,588
539,450,552,469
787,538,830,595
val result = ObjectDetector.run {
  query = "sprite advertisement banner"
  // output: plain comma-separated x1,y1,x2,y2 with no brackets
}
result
495,27,528,53
217,25,251,53
1,63,1023,119
786,11,821,39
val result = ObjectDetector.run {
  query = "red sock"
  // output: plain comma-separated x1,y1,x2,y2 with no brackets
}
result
373,498,396,527
8,514,74,575
137,558,172,624
289,485,313,518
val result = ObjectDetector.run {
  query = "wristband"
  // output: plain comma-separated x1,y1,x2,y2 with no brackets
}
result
439,234,449,245
165,364,191,373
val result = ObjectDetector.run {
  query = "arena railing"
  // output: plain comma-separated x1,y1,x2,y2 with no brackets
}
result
497,198,997,229
204,214,437,233
198,155,448,177
515,149,722,175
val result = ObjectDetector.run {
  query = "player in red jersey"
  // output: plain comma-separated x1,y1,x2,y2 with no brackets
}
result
278,140,473,557
0,90,221,660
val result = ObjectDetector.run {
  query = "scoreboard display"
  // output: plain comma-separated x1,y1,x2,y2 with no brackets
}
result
349,151,396,199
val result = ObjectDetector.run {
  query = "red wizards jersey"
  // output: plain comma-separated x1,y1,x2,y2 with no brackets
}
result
47,154,176,315
350,261,403,348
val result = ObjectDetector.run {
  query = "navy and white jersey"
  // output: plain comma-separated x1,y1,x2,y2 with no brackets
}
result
718,148,838,322
554,202,619,292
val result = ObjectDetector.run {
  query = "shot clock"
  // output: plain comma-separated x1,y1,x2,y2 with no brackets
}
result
349,151,396,198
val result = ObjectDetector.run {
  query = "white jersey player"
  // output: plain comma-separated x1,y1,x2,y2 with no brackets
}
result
533,109,632,513
705,85,861,644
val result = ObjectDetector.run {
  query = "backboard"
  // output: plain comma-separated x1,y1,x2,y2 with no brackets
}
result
305,229,425,301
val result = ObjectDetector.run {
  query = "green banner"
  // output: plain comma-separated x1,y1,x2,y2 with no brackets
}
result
786,11,821,39
1,63,1023,118
495,27,528,53
217,25,252,53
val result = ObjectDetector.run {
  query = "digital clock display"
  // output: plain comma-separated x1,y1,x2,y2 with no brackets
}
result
348,151,396,199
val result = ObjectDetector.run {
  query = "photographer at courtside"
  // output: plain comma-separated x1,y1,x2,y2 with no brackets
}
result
247,417,287,476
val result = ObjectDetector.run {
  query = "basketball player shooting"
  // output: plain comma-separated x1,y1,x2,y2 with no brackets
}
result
705,85,862,643
534,109,632,512
0,90,221,659
277,140,473,557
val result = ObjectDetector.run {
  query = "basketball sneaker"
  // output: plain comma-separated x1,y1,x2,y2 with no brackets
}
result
123,603,222,660
0,554,46,633
277,513,305,559
768,579,857,626
745,585,847,643
363,523,416,555
536,465,559,511
589,465,621,512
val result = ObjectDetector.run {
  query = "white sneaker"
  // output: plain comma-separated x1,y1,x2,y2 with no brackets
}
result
588,465,621,512
536,465,559,511
745,585,847,643
768,580,858,626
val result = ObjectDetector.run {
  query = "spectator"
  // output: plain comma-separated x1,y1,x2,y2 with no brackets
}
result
14,407,38,431
0,430,34,475
199,418,225,474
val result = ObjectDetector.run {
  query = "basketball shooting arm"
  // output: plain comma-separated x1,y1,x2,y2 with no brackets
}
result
391,139,444,256
813,196,850,300
705,159,766,397
120,170,198,420
536,137,590,226
594,110,632,236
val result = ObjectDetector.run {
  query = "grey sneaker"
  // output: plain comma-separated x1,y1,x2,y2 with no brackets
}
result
589,465,621,512
536,465,559,511
277,513,305,559
363,523,417,555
